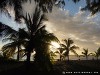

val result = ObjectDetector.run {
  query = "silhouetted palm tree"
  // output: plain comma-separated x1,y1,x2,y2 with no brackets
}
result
33,27,59,71
60,38,79,61
56,47,65,61
0,21,30,61
0,22,18,59
92,47,100,60
2,34,18,59
23,7,45,63
2,28,28,61
82,48,92,60
23,7,59,65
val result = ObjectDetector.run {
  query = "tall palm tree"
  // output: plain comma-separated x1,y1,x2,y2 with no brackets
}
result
23,7,59,64
60,38,79,61
92,47,100,60
0,6,58,64
33,28,59,71
82,48,92,60
24,7,45,63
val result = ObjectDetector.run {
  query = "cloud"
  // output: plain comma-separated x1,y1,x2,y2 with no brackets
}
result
0,1,100,55
45,7,100,54
22,0,36,15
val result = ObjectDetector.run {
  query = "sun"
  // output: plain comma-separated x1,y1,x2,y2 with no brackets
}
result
51,41,60,48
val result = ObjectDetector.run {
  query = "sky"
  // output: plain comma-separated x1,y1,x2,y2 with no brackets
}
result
45,0,100,55
0,0,100,55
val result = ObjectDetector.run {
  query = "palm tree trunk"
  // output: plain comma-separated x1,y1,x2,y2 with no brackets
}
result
78,56,80,60
86,56,88,60
67,51,69,61
60,54,61,61
17,45,20,61
27,52,31,63
67,49,69,62
97,56,98,60
26,39,33,63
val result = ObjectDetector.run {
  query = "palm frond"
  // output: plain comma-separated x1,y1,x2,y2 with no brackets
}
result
71,49,78,56
60,44,67,48
18,28,30,39
70,45,79,50
2,43,16,58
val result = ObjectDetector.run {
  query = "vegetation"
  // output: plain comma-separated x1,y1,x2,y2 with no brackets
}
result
2,29,27,61
59,38,79,61
82,48,92,60
0,0,100,74
91,47,100,60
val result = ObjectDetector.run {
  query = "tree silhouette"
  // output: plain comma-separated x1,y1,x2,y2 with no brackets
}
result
92,47,100,60
1,28,28,61
33,28,59,71
0,22,18,59
21,6,59,67
0,6,59,71
56,47,65,61
82,48,92,60
23,7,46,63
60,38,79,61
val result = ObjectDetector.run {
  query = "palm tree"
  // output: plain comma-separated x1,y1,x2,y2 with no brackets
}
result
2,34,18,59
92,47,100,60
22,6,59,65
0,22,18,59
2,28,28,61
23,7,45,63
33,27,59,71
56,47,65,61
0,13,25,60
82,48,92,60
0,6,58,64
60,38,79,61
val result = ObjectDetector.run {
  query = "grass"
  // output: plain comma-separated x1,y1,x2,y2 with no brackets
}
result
54,60,100,72
0,59,100,75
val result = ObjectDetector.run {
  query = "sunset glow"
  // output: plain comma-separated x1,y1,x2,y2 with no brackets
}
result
51,42,60,49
